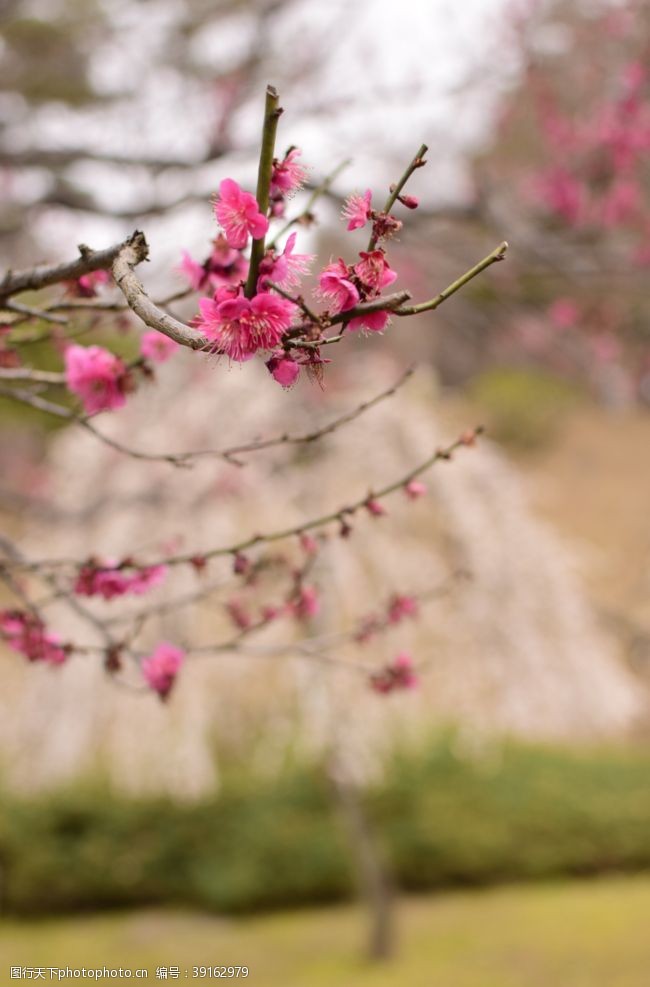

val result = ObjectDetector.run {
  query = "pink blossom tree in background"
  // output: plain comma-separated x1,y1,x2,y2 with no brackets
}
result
452,0,650,406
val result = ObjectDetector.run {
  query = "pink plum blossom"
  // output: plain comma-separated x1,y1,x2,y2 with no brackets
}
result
140,331,179,363
271,148,308,196
197,286,295,361
354,250,397,293
365,497,386,517
257,233,313,290
64,344,128,415
141,642,185,699
177,251,206,291
342,189,373,231
214,178,269,249
317,258,359,313
178,236,248,291
347,310,390,334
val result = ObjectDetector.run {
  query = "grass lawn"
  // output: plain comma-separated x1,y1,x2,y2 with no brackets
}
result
1,875,648,987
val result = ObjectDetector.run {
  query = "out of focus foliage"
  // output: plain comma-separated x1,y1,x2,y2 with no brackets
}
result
469,367,582,449
1,736,649,915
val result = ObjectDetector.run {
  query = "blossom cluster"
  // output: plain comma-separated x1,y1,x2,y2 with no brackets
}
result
0,610,68,665
74,560,168,600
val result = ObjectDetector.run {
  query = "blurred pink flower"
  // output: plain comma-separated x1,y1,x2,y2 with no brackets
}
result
140,331,179,363
75,561,167,600
535,167,586,225
371,652,418,694
64,344,128,415
548,298,580,330
292,585,320,620
66,269,110,298
0,610,68,665
387,594,419,624
141,642,185,699
365,498,386,517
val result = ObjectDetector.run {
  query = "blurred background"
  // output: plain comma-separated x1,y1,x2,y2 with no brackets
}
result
1,0,649,984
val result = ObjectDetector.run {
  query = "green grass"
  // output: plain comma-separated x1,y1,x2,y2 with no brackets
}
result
1,876,649,986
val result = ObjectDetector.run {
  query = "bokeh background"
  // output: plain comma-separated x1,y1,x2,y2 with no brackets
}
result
1,0,649,984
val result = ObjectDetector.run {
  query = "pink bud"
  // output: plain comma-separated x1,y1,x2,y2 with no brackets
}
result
233,552,250,576
404,480,426,500
299,533,319,555
266,354,300,388
365,498,386,517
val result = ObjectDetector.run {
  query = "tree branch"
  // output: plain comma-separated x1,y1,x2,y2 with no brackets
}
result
111,232,208,350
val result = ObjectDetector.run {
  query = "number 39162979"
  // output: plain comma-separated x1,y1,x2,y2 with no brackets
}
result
192,968,249,978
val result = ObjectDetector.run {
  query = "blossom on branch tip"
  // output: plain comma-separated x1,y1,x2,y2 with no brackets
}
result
140,332,179,364
141,642,185,700
342,189,373,231
64,344,129,415
214,178,269,249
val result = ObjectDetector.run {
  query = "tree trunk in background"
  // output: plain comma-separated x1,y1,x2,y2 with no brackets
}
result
328,763,395,961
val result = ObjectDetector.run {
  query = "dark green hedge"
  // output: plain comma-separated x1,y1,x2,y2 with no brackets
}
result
1,738,649,915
